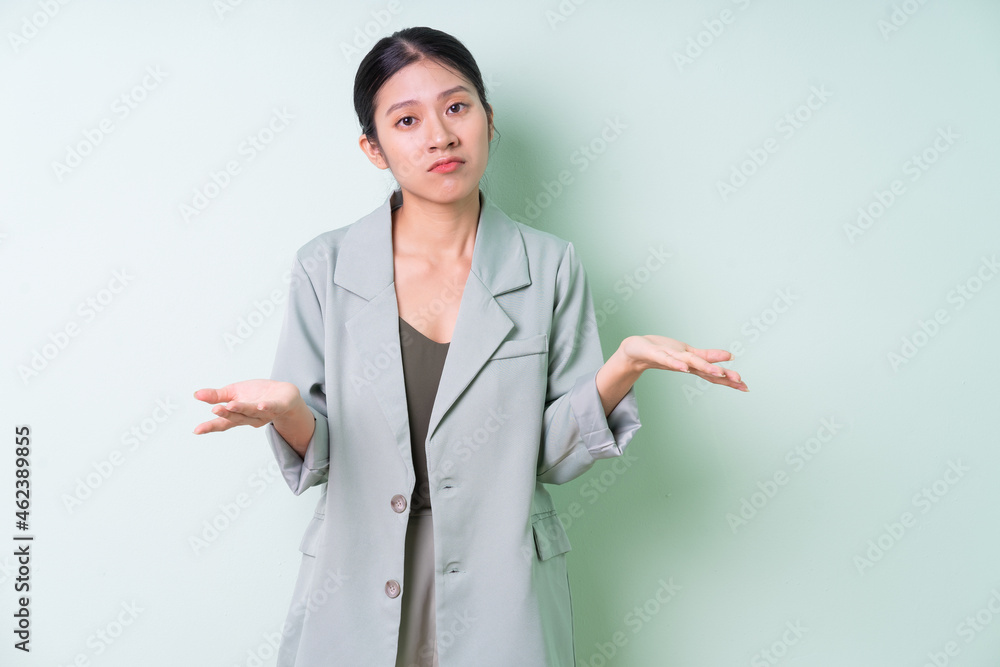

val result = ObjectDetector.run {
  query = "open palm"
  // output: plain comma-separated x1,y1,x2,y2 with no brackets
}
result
621,334,748,392
192,379,302,434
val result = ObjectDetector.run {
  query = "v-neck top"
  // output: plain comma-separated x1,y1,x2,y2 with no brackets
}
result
398,316,449,513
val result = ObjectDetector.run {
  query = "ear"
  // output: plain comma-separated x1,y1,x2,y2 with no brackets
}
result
359,133,389,170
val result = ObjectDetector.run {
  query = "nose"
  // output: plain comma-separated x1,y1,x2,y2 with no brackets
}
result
425,112,457,151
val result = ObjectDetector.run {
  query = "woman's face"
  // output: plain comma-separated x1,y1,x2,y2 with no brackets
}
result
360,59,492,205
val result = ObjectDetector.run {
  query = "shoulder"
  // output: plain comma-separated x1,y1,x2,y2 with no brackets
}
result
283,204,375,296
288,201,376,278
292,226,348,267
291,193,390,267
507,218,576,268
295,228,344,273
508,220,591,288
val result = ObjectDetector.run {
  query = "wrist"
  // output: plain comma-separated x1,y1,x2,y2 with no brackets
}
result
271,397,316,458
274,395,311,429
611,342,645,382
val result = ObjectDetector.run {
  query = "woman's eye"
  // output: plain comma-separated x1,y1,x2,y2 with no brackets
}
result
395,103,466,128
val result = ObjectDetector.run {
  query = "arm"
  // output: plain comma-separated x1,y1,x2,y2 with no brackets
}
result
271,396,317,457
536,242,642,485
596,346,644,417
265,253,331,496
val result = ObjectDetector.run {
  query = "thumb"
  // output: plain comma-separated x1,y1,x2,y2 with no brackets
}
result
193,385,236,405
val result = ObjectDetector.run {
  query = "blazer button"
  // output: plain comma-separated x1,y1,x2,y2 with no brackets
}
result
390,494,407,513
385,579,401,598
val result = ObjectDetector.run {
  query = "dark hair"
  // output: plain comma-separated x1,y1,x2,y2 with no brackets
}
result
353,26,497,155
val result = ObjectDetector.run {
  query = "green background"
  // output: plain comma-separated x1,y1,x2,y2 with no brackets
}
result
2,0,998,665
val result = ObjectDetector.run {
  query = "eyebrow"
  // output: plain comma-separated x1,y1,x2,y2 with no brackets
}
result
383,85,472,118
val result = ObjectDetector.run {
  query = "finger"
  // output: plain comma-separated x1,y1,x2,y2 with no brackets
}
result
222,400,280,421
682,346,735,364
702,348,736,363
691,368,749,391
650,348,692,373
211,405,270,427
219,400,266,417
678,351,728,378
193,385,236,405
193,416,239,435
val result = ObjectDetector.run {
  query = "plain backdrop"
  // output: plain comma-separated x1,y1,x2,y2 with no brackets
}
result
2,1,999,665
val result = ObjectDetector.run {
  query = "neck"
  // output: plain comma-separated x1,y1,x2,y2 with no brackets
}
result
391,187,482,261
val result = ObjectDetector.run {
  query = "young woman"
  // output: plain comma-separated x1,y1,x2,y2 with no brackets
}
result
194,26,746,667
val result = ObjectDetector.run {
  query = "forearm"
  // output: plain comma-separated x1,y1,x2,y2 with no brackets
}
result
271,398,316,458
595,345,643,417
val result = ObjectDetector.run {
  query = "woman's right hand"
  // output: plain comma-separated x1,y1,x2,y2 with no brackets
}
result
192,379,304,435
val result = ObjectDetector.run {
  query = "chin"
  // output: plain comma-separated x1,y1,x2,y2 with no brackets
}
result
407,178,480,205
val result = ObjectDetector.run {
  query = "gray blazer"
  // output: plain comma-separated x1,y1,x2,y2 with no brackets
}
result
266,187,642,666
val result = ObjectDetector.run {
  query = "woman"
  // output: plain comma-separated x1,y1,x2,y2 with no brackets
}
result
194,26,746,667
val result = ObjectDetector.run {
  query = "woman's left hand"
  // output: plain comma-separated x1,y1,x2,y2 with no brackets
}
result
620,335,749,392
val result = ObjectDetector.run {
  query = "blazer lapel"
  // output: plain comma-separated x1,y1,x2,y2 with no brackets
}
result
335,188,531,477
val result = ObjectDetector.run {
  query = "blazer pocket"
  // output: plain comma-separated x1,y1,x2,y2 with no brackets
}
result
490,333,548,361
298,514,324,557
531,510,572,561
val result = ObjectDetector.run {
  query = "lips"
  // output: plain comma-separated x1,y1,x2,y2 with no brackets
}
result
429,157,463,171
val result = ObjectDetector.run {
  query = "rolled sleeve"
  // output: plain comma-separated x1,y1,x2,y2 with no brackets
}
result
266,405,330,496
267,252,331,496
569,368,642,460
536,242,642,485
